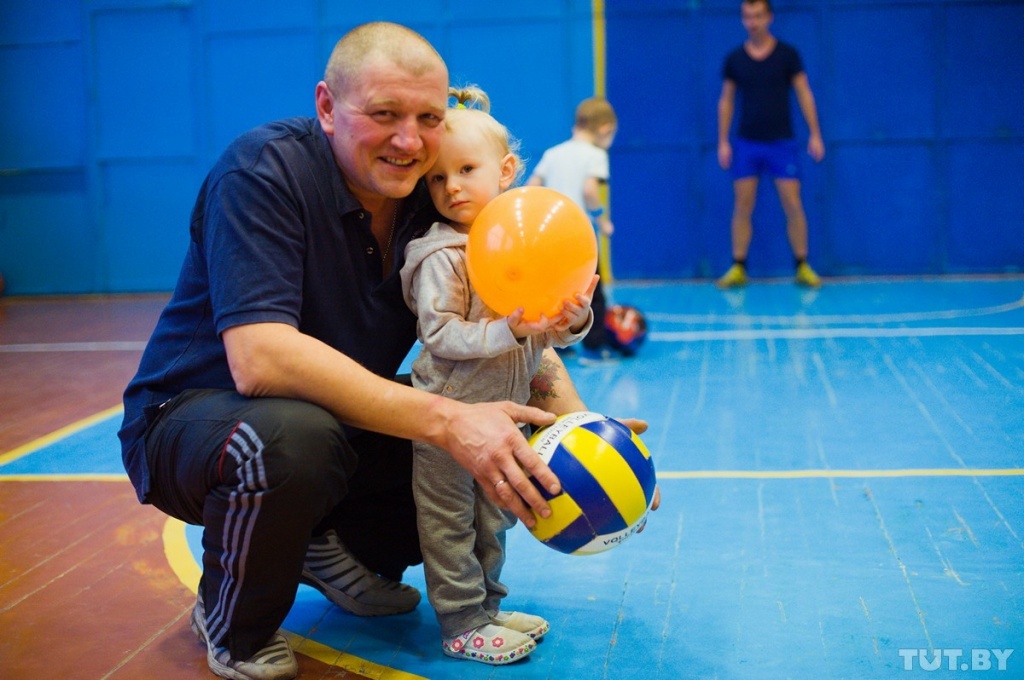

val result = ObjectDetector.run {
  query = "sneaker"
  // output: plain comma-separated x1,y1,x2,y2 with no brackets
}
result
301,530,421,616
490,610,550,640
716,263,748,289
795,262,822,288
442,623,536,665
191,589,298,680
577,347,619,366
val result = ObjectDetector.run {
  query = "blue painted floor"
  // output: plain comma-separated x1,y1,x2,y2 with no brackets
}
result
7,277,1024,678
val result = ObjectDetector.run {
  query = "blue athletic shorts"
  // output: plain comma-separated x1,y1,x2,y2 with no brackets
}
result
731,137,800,180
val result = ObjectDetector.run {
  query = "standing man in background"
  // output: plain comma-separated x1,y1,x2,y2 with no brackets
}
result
716,0,825,289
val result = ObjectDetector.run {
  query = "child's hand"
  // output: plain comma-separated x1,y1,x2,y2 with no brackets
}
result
507,307,561,339
553,274,599,333
507,275,600,337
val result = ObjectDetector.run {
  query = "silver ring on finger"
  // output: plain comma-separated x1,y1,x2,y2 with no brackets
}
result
494,479,507,489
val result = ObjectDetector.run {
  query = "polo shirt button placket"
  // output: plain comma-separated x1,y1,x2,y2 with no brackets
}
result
358,211,374,255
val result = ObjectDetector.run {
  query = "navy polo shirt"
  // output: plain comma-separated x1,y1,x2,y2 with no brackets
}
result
723,41,804,141
119,117,438,500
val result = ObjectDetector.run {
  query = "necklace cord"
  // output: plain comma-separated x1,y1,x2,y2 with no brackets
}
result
381,205,397,262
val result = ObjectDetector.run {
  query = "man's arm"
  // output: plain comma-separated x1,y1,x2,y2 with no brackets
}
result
529,347,661,511
529,348,587,414
717,79,736,170
792,72,825,162
222,322,560,525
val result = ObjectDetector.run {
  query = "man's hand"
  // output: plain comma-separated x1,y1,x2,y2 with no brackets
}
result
438,401,559,526
616,417,661,512
807,133,825,162
718,140,733,170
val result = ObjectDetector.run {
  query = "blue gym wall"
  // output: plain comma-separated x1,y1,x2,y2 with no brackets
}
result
0,1,1021,294
0,0,597,294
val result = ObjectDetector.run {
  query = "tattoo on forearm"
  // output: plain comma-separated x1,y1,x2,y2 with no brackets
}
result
530,357,560,402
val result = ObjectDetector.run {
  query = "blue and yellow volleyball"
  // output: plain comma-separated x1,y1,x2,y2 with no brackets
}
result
527,411,657,555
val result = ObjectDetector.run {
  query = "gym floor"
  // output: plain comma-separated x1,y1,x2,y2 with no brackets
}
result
2,276,1022,678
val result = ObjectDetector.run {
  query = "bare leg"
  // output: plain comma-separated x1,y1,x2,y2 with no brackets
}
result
774,178,808,260
730,177,758,260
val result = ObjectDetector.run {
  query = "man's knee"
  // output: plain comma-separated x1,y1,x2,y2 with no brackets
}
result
236,399,356,507
774,180,805,216
733,179,758,211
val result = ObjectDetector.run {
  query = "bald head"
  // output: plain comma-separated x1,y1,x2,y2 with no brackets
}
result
315,22,450,207
325,22,448,96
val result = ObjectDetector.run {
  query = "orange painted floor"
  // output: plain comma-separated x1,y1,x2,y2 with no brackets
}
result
0,296,371,679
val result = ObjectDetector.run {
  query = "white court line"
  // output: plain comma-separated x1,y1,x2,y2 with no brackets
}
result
0,341,148,352
650,326,1024,342
645,294,1024,326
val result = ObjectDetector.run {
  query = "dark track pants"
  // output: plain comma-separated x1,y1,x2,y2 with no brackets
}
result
582,276,608,350
143,388,418,658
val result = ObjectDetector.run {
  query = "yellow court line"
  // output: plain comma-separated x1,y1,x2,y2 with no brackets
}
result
659,468,1024,479
162,518,426,680
0,404,123,466
163,517,202,593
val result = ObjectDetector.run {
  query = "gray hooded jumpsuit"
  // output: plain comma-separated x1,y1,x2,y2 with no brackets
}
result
400,221,591,637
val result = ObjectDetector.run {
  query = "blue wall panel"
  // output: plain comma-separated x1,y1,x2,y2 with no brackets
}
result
0,44,87,169
946,142,1024,272
321,0,445,27
609,12,698,146
0,173,95,293
0,0,81,44
829,145,939,275
93,9,195,159
101,162,196,291
613,149,701,279
206,0,317,33
828,6,936,141
206,33,319,155
943,3,1024,139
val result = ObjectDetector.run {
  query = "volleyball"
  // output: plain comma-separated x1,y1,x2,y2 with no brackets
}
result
527,411,657,555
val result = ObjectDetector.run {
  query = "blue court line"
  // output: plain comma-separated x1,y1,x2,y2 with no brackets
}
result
0,405,124,471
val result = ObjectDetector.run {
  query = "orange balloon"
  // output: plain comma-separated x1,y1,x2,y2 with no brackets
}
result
467,187,598,321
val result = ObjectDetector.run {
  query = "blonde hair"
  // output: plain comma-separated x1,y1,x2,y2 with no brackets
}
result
324,22,446,94
446,86,525,185
574,97,617,133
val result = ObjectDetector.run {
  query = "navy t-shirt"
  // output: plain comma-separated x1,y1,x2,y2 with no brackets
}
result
118,117,438,500
723,41,804,141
